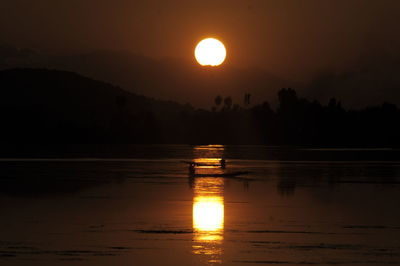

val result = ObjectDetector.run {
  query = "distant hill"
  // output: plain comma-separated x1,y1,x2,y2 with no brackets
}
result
0,68,192,146
1,45,399,109
0,46,291,108
0,68,399,155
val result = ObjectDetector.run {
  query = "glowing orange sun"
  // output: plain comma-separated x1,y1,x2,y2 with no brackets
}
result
195,38,227,66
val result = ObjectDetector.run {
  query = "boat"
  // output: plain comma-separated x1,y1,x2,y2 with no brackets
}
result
181,160,222,167
192,171,250,178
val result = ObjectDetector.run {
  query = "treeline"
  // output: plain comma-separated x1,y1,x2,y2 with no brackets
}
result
0,69,399,148
177,88,400,146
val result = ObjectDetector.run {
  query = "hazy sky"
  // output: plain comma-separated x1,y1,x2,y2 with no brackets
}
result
0,0,399,81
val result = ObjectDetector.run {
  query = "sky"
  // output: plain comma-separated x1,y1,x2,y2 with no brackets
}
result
1,0,399,82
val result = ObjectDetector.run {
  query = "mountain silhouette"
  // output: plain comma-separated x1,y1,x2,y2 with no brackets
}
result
0,46,291,108
1,45,400,109
0,68,399,157
0,68,193,147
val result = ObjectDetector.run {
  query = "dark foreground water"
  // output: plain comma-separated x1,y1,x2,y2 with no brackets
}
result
1,145,400,265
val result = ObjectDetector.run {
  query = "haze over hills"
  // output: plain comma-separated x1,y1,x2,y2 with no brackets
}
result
0,45,290,108
0,45,399,109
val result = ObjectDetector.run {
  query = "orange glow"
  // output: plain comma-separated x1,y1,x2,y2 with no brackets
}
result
192,177,224,263
195,38,226,66
193,196,224,235
192,145,225,263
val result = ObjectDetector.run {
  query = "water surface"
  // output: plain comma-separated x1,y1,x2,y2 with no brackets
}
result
1,145,400,265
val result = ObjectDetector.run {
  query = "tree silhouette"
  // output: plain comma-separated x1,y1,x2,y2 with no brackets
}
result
244,93,251,107
224,96,233,109
328,98,337,109
215,95,222,108
1,68,400,148
278,88,298,112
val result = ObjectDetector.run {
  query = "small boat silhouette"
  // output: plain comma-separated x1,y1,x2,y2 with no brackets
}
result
181,160,226,168
192,171,250,178
182,159,248,178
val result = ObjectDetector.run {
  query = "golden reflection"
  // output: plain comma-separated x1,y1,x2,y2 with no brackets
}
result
194,158,222,169
192,178,224,263
192,145,225,264
193,195,224,238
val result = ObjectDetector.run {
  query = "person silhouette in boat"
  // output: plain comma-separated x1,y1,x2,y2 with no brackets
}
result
188,162,196,176
220,159,226,169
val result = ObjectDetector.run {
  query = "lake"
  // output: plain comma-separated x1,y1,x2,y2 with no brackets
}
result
0,145,400,265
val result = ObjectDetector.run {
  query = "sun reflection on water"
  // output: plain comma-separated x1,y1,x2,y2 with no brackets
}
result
192,178,224,263
192,145,225,264
193,196,224,233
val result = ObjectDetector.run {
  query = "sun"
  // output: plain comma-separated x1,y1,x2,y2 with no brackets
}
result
195,38,226,66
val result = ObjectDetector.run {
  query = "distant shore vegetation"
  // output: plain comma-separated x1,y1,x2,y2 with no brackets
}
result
0,69,399,149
